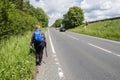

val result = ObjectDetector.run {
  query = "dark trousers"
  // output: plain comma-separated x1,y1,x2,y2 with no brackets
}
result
34,41,44,65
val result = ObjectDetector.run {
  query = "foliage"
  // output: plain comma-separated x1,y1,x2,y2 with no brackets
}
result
9,0,23,10
0,0,48,40
0,31,35,80
0,2,39,39
23,3,48,28
69,19,120,41
52,18,63,28
33,8,48,28
63,6,84,29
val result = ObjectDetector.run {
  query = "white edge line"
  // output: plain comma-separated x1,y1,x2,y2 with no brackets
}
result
49,29,65,79
56,62,60,65
58,67,64,79
48,30,56,54
54,58,58,61
52,54,57,57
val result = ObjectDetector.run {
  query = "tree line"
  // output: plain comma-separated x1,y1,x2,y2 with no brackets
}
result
0,0,48,40
52,6,84,29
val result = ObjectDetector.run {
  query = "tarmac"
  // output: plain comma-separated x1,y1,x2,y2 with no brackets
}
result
33,51,64,80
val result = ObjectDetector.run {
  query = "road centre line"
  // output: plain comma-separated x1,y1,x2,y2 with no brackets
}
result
88,43,112,53
88,43,120,57
65,34,79,40
48,30,56,54
111,53,120,57
64,33,120,58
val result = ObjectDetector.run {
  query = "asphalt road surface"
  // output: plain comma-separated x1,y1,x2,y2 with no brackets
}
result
47,28,120,80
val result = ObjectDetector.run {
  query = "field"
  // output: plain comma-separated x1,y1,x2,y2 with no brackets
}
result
69,19,120,41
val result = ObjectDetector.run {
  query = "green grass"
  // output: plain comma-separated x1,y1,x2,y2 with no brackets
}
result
0,28,47,80
69,19,120,41
0,31,35,80
41,27,48,32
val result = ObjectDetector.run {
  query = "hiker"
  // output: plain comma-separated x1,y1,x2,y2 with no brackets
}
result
30,25,46,66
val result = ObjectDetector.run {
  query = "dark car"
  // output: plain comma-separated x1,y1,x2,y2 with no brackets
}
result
59,27,66,32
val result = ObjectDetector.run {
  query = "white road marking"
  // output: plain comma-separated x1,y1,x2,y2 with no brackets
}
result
56,62,60,65
49,29,65,79
66,34,79,40
88,43,112,53
117,54,120,57
48,30,56,53
88,43,120,57
58,67,64,79
109,53,120,57
52,54,57,57
54,58,58,61
53,55,65,79
58,67,62,71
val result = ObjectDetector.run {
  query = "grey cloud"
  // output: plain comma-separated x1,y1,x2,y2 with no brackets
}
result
35,0,40,2
81,0,120,22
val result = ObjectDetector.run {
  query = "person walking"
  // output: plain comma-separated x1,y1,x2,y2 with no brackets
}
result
30,25,45,66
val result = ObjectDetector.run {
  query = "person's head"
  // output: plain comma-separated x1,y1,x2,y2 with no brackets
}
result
35,25,41,29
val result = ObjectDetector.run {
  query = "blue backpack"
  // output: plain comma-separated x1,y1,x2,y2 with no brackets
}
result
34,30,43,42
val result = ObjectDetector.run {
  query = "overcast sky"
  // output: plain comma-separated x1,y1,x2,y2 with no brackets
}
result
30,0,120,26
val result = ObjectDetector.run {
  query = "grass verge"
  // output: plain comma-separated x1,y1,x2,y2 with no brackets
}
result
0,28,47,80
69,19,120,41
0,31,35,80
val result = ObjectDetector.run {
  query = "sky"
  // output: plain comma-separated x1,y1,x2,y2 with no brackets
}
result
30,0,120,26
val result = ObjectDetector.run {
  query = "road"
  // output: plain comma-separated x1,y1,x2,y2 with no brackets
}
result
47,28,120,80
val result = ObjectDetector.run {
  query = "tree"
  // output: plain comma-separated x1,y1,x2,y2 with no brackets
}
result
9,0,23,10
35,8,48,27
0,0,10,28
0,0,48,40
23,4,48,27
52,19,63,28
63,6,84,29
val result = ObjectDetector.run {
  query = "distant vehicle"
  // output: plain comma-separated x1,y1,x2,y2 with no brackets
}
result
59,27,66,32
